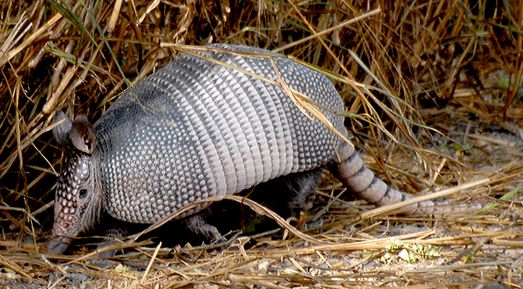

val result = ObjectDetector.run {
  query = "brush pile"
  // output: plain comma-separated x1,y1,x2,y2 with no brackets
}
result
0,0,522,288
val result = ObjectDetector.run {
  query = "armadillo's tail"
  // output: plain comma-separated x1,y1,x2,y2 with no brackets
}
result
330,142,439,215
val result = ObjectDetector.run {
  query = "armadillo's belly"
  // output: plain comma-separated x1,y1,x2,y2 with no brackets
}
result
95,45,346,223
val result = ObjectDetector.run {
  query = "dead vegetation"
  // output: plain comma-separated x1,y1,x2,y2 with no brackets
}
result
0,0,522,288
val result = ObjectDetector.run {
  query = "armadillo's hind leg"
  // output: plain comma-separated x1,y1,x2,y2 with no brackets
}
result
184,214,226,243
251,168,322,217
330,142,437,215
283,169,322,217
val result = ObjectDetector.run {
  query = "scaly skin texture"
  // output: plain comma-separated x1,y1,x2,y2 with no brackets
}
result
47,44,439,254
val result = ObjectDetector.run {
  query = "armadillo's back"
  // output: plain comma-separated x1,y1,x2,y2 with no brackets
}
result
94,44,346,223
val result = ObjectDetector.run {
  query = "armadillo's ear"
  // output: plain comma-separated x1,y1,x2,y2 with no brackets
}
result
69,115,96,154
52,111,73,145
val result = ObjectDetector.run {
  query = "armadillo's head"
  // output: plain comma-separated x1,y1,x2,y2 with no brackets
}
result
46,112,102,254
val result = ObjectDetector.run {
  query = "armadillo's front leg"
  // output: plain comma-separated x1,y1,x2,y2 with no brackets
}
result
332,142,437,215
95,227,127,259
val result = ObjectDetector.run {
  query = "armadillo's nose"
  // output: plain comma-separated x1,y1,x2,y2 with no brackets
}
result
46,234,72,254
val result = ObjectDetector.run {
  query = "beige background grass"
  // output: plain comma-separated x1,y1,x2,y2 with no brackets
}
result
0,1,522,288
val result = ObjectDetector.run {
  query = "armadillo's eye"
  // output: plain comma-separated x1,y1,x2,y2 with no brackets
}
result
79,189,88,199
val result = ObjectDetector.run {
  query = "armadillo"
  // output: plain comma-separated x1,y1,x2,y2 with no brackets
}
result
47,44,437,254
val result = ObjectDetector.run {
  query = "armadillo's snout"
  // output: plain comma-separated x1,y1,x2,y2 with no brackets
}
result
46,215,75,254
46,186,81,254
46,234,72,254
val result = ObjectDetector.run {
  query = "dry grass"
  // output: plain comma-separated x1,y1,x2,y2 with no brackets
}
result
1,0,522,288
